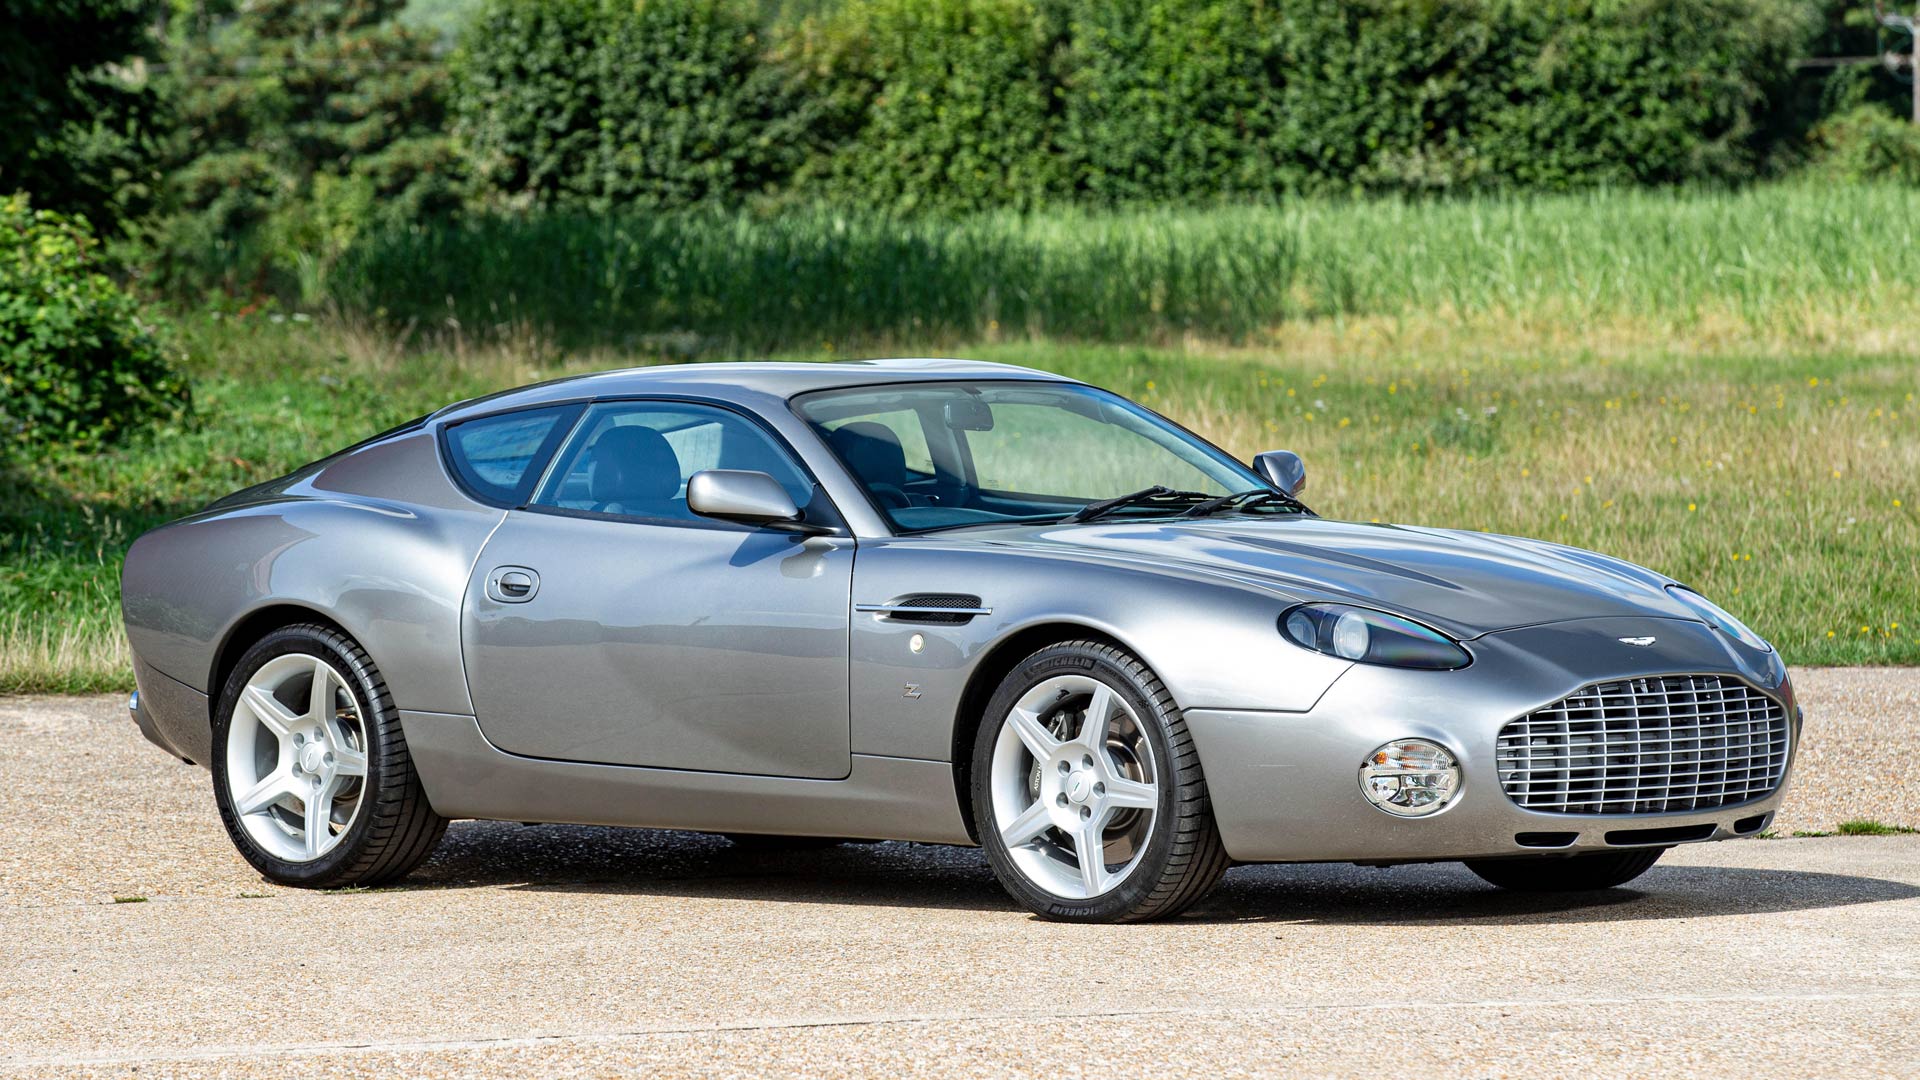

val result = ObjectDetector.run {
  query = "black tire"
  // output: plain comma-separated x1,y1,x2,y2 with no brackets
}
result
971,640,1229,923
1464,848,1665,891
211,624,447,888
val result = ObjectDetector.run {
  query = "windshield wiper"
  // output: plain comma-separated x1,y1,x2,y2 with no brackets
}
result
1183,488,1311,518
1064,486,1215,524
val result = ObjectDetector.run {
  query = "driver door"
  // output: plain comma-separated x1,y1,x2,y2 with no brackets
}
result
459,400,854,779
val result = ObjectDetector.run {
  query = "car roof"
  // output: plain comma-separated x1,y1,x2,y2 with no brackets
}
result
429,358,1076,425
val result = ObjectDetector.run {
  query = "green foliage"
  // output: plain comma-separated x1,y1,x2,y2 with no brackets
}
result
789,0,1070,212
1098,0,1816,197
454,0,808,210
0,0,165,236
401,0,490,43
1774,0,1914,163
1060,0,1280,203
0,195,189,450
444,0,1818,215
1473,0,1815,189
156,0,458,297
1810,105,1920,184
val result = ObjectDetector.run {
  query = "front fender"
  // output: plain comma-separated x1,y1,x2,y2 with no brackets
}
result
846,538,1352,761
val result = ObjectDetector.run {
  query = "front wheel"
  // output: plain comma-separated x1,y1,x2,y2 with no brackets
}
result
971,641,1229,922
1464,848,1665,892
211,624,447,888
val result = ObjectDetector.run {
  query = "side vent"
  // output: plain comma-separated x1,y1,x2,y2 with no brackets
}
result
855,594,990,625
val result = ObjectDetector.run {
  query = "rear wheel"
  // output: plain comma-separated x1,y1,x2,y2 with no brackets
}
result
211,624,447,888
971,641,1228,922
1465,848,1665,891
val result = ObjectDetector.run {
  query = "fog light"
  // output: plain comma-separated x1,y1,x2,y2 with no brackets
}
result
1359,739,1460,817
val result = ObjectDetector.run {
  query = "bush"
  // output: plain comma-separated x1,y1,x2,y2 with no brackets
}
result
455,0,807,210
1810,105,1920,184
1207,0,1810,196
445,0,1816,215
788,0,1070,212
1472,0,1815,189
1059,0,1281,203
0,195,189,449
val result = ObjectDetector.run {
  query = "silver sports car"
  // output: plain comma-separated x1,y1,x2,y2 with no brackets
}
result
122,359,1798,922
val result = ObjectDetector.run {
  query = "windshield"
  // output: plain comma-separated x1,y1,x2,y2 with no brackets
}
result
794,381,1270,532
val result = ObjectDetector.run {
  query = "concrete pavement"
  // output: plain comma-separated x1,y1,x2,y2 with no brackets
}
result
1,670,1916,1078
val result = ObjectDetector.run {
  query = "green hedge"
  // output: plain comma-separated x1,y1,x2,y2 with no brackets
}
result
790,0,1071,212
451,0,1818,214
454,0,807,209
1060,0,1283,202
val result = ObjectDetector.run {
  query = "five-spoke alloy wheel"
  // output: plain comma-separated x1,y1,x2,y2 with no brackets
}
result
212,624,446,887
225,652,369,861
973,641,1229,922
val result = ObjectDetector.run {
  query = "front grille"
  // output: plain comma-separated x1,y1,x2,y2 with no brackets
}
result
1496,675,1789,815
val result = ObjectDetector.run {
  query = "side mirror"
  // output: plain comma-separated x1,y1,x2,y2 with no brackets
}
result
687,469,805,527
1252,450,1307,497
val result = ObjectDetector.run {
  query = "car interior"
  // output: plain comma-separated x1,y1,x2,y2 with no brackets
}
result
799,382,1256,533
534,403,815,523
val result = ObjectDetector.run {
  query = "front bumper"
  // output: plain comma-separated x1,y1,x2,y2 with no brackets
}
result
1186,616,1800,864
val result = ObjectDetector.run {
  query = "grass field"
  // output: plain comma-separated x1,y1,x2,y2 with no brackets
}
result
330,184,1920,351
7,184,1920,691
3,298,1914,692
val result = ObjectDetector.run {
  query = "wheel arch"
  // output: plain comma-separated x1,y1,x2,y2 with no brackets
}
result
208,603,353,720
948,620,1141,844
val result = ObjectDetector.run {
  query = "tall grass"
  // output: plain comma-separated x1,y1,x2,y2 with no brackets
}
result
328,184,1920,350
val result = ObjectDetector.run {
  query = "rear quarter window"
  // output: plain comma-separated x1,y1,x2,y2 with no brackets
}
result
441,405,581,506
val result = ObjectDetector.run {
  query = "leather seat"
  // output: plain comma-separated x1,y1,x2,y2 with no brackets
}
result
830,422,915,509
588,426,682,517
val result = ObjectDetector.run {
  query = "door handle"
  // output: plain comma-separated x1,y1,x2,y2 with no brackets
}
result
486,566,540,603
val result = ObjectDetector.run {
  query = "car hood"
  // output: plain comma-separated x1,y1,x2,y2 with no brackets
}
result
966,516,1697,639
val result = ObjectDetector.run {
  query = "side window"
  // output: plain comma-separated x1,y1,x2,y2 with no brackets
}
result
532,401,815,522
442,405,578,505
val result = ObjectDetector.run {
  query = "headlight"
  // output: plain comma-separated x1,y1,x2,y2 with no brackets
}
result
1359,739,1461,817
1280,604,1469,670
1667,586,1771,653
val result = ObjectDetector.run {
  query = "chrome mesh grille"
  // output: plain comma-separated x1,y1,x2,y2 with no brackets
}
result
1496,675,1789,815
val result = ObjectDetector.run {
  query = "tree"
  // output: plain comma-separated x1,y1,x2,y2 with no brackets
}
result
0,0,165,237
158,0,459,296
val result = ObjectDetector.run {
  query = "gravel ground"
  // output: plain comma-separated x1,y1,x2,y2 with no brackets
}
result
0,667,1915,1078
